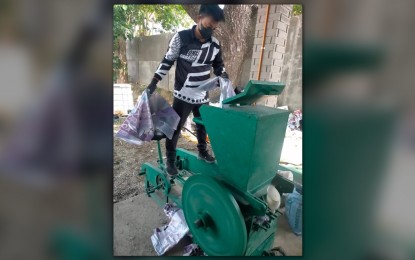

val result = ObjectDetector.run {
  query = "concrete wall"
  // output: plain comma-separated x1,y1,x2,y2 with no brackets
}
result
126,33,252,91
247,4,302,111
126,34,175,91
279,15,302,110
249,5,293,108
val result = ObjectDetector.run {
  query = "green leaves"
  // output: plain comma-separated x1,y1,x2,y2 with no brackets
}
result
113,4,192,40
293,5,302,16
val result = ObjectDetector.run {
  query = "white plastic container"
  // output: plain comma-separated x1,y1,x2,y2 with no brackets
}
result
113,84,134,115
266,185,281,213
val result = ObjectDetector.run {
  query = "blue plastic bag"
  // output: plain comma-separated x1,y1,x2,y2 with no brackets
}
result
285,187,302,236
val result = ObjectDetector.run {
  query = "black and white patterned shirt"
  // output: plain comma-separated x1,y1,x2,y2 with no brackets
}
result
153,25,225,104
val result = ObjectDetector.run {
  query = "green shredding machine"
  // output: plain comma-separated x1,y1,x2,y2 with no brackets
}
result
139,80,295,256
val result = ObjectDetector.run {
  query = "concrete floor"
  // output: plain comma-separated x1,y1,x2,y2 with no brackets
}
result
114,193,302,256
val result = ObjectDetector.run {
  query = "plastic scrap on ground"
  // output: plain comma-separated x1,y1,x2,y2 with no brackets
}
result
162,203,180,219
288,109,302,131
280,109,302,167
151,203,189,256
183,243,206,256
150,203,208,256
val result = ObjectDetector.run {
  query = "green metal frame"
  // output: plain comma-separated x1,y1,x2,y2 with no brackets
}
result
245,216,279,256
199,103,289,194
222,80,285,106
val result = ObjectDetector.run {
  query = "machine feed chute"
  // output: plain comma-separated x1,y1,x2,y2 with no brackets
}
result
199,80,289,193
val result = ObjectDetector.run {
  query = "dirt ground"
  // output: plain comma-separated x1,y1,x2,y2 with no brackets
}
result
113,121,200,203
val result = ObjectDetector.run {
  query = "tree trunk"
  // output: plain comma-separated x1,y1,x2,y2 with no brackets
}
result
182,4,258,102
116,37,128,83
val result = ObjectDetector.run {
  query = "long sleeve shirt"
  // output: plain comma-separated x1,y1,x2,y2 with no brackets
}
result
153,25,225,104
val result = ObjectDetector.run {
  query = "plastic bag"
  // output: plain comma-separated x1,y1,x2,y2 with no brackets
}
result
285,187,302,236
218,77,235,107
115,90,154,145
148,92,180,140
151,209,189,255
197,76,235,107
115,90,180,144
196,76,220,91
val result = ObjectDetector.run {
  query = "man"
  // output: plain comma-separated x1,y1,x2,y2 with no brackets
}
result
147,5,228,176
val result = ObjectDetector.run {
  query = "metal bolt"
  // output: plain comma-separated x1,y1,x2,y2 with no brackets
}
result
194,219,204,228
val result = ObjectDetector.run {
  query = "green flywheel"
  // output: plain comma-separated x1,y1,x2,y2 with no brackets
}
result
182,174,247,256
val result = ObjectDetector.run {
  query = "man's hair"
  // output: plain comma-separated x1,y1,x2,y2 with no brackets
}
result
199,5,225,22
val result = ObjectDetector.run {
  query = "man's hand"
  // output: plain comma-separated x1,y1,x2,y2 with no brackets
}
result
147,78,159,94
234,86,243,94
220,72,229,79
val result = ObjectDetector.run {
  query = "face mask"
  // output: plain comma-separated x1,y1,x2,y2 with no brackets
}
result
198,23,213,39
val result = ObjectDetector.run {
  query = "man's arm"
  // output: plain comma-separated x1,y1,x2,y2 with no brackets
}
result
147,33,181,93
154,33,181,80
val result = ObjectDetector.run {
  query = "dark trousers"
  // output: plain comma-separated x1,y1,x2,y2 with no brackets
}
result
166,97,208,153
